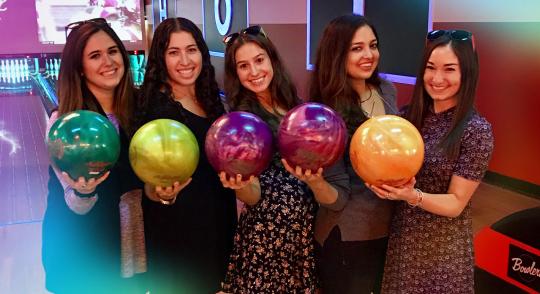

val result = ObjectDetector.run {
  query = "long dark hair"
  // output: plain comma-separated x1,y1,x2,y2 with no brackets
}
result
405,34,479,159
224,30,298,113
139,17,223,121
309,14,381,134
58,20,134,131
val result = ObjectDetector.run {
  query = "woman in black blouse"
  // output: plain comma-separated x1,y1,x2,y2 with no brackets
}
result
136,17,237,294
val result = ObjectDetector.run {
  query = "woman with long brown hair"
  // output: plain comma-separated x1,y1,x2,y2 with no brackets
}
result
42,18,144,293
219,25,324,293
309,14,398,294
368,29,494,293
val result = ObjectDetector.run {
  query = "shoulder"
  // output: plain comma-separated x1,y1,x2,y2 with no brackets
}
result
462,112,494,147
145,91,176,115
378,78,397,97
377,78,398,113
466,112,493,135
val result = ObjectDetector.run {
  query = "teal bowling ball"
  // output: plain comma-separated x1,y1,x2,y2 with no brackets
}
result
47,110,120,180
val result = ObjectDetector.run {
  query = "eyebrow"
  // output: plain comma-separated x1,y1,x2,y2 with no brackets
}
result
427,61,459,66
167,44,197,50
351,39,377,46
87,45,118,56
236,53,264,65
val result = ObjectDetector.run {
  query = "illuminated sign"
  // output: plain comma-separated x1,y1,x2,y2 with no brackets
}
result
203,0,248,57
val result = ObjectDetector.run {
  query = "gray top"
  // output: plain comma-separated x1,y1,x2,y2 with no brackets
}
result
314,78,398,244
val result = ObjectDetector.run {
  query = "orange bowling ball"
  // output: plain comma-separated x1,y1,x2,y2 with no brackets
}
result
350,115,424,186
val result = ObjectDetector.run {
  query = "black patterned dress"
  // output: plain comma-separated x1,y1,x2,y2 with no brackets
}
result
381,107,494,293
222,161,318,293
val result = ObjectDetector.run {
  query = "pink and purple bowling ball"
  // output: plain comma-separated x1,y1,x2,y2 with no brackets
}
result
278,102,347,171
205,111,273,179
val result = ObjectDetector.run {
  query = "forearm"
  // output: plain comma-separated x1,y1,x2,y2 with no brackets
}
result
234,180,261,206
412,192,465,218
316,157,350,210
48,112,97,214
410,176,479,218
52,166,97,215
307,179,338,205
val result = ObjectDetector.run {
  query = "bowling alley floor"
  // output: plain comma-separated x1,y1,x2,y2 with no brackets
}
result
0,93,539,293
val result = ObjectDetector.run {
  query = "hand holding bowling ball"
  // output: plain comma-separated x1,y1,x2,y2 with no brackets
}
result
349,115,424,186
278,103,347,171
144,179,193,205
60,171,110,195
47,110,120,181
129,119,199,187
218,171,258,190
281,158,324,185
205,112,273,178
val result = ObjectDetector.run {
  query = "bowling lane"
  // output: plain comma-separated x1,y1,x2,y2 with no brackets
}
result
0,93,49,225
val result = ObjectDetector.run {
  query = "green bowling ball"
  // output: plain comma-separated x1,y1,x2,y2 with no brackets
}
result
129,119,199,187
47,110,120,180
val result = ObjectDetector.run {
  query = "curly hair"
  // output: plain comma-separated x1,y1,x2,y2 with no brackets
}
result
138,17,224,123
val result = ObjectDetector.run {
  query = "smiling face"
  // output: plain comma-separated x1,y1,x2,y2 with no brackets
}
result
234,42,274,99
423,44,462,111
346,25,380,83
81,30,125,95
165,31,203,92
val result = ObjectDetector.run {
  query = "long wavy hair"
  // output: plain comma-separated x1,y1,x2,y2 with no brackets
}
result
138,17,223,121
57,20,134,132
309,14,381,134
224,30,298,113
405,34,479,159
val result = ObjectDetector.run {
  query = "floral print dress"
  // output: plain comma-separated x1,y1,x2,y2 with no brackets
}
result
381,108,494,293
222,162,318,293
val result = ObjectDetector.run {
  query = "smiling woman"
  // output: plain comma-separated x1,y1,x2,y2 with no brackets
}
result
135,17,238,294
308,14,398,294
164,31,203,96
423,44,462,112
370,29,494,294
218,24,335,293
81,31,126,110
42,18,144,294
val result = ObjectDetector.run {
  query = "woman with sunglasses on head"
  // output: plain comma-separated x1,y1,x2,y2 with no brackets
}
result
366,30,493,293
135,17,237,294
309,14,398,294
219,25,323,293
42,18,145,293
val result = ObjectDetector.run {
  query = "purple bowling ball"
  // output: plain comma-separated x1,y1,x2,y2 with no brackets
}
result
205,111,273,178
278,102,347,171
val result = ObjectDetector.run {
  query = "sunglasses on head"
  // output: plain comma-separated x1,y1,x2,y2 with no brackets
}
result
65,18,109,39
426,29,476,50
222,25,267,45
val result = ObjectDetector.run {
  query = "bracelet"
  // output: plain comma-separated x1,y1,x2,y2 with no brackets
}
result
407,188,424,207
158,196,177,205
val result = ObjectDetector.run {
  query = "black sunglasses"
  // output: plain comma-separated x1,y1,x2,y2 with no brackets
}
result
65,18,109,39
222,25,267,45
426,29,476,50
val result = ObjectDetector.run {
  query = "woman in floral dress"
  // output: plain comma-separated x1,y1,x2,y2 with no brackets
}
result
217,25,343,293
367,30,494,293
